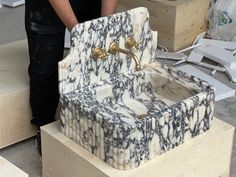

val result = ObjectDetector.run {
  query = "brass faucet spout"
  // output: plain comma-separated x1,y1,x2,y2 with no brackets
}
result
130,53,141,71
109,42,141,71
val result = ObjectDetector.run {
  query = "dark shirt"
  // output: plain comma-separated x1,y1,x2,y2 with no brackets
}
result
25,0,101,34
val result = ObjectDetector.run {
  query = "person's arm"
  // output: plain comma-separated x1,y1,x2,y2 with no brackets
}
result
101,0,119,16
49,0,78,32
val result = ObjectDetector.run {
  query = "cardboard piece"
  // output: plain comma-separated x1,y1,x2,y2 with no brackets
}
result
177,65,235,101
41,118,235,177
0,40,36,149
0,156,29,177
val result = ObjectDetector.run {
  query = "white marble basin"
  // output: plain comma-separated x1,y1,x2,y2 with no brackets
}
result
60,62,215,170
58,7,215,170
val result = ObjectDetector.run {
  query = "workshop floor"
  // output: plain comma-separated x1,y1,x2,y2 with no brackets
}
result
0,5,235,177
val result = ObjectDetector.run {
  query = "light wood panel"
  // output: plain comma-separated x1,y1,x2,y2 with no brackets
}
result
0,156,29,177
41,118,235,177
0,40,36,149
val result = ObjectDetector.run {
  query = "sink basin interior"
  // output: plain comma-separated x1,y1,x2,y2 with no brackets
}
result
83,63,202,120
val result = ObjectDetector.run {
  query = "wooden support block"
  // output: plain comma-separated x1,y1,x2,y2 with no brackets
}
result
0,40,36,149
118,0,210,51
0,156,29,177
41,118,235,177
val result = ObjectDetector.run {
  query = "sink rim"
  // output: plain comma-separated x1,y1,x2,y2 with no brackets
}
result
62,62,215,128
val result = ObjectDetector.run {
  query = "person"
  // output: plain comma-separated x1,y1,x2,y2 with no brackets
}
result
25,0,118,155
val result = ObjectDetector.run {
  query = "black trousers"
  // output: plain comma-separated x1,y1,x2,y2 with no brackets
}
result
25,0,101,127
26,30,65,127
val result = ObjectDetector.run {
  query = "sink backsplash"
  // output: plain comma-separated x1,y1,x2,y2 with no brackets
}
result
59,7,157,94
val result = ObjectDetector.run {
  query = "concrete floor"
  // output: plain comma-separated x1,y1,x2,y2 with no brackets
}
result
0,5,235,177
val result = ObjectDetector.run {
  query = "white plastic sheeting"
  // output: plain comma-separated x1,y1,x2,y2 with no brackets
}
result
208,0,236,42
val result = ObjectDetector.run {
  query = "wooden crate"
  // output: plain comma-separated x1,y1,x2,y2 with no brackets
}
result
0,40,36,149
118,0,210,51
41,118,235,177
0,156,29,177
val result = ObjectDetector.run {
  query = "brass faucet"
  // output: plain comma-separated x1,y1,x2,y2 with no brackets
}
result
92,37,142,71
109,42,141,71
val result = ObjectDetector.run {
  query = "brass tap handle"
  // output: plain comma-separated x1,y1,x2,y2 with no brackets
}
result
125,37,140,50
108,43,120,54
92,47,109,60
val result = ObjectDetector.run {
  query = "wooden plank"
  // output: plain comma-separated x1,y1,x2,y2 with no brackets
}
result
0,156,29,177
41,118,235,177
0,40,36,149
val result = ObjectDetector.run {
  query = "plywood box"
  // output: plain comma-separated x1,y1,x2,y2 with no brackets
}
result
0,156,29,177
41,118,235,177
118,0,210,51
0,40,36,149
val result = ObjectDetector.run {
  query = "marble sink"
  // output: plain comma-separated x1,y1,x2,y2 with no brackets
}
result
58,8,215,170
60,61,214,170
